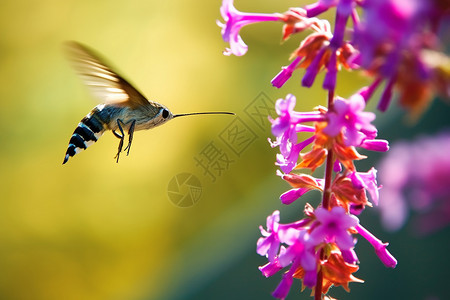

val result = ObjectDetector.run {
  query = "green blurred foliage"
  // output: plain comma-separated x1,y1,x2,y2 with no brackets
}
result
0,1,448,300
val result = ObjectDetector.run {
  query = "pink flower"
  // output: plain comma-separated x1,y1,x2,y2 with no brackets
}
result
355,224,397,268
269,94,324,173
257,211,281,262
257,211,319,298
257,210,312,262
272,271,295,299
274,229,318,295
270,94,299,137
310,206,359,250
271,57,302,88
360,139,390,152
273,134,316,174
279,184,321,205
217,0,282,56
350,168,380,205
259,257,283,277
279,172,324,205
324,93,377,147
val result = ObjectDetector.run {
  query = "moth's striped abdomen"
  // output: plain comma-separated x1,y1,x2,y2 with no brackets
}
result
62,105,108,164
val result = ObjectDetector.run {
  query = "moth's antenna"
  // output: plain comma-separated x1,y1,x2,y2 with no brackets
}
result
173,112,235,118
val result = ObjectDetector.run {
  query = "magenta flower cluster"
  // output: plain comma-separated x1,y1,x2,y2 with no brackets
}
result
260,92,395,298
219,0,449,114
217,0,448,299
257,206,360,298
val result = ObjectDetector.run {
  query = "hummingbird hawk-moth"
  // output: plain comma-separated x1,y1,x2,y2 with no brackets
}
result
62,41,234,164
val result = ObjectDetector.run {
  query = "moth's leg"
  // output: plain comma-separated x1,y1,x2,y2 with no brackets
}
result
112,130,122,139
113,119,126,163
124,120,136,156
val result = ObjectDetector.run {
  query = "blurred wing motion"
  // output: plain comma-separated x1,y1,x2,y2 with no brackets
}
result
63,42,159,164
64,41,154,109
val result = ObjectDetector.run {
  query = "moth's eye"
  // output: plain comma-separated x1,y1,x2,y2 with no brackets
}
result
162,109,169,119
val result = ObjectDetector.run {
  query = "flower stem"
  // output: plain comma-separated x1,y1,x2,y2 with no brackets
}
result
314,249,325,300
322,149,334,210
322,89,335,210
315,90,336,299
327,89,335,111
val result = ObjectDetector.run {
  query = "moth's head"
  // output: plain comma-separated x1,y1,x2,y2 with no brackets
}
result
147,104,235,129
151,105,174,127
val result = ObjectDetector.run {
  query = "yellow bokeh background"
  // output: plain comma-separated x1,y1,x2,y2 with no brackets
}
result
0,1,375,300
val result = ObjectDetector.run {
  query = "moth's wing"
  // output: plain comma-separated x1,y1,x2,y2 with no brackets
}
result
65,41,159,112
